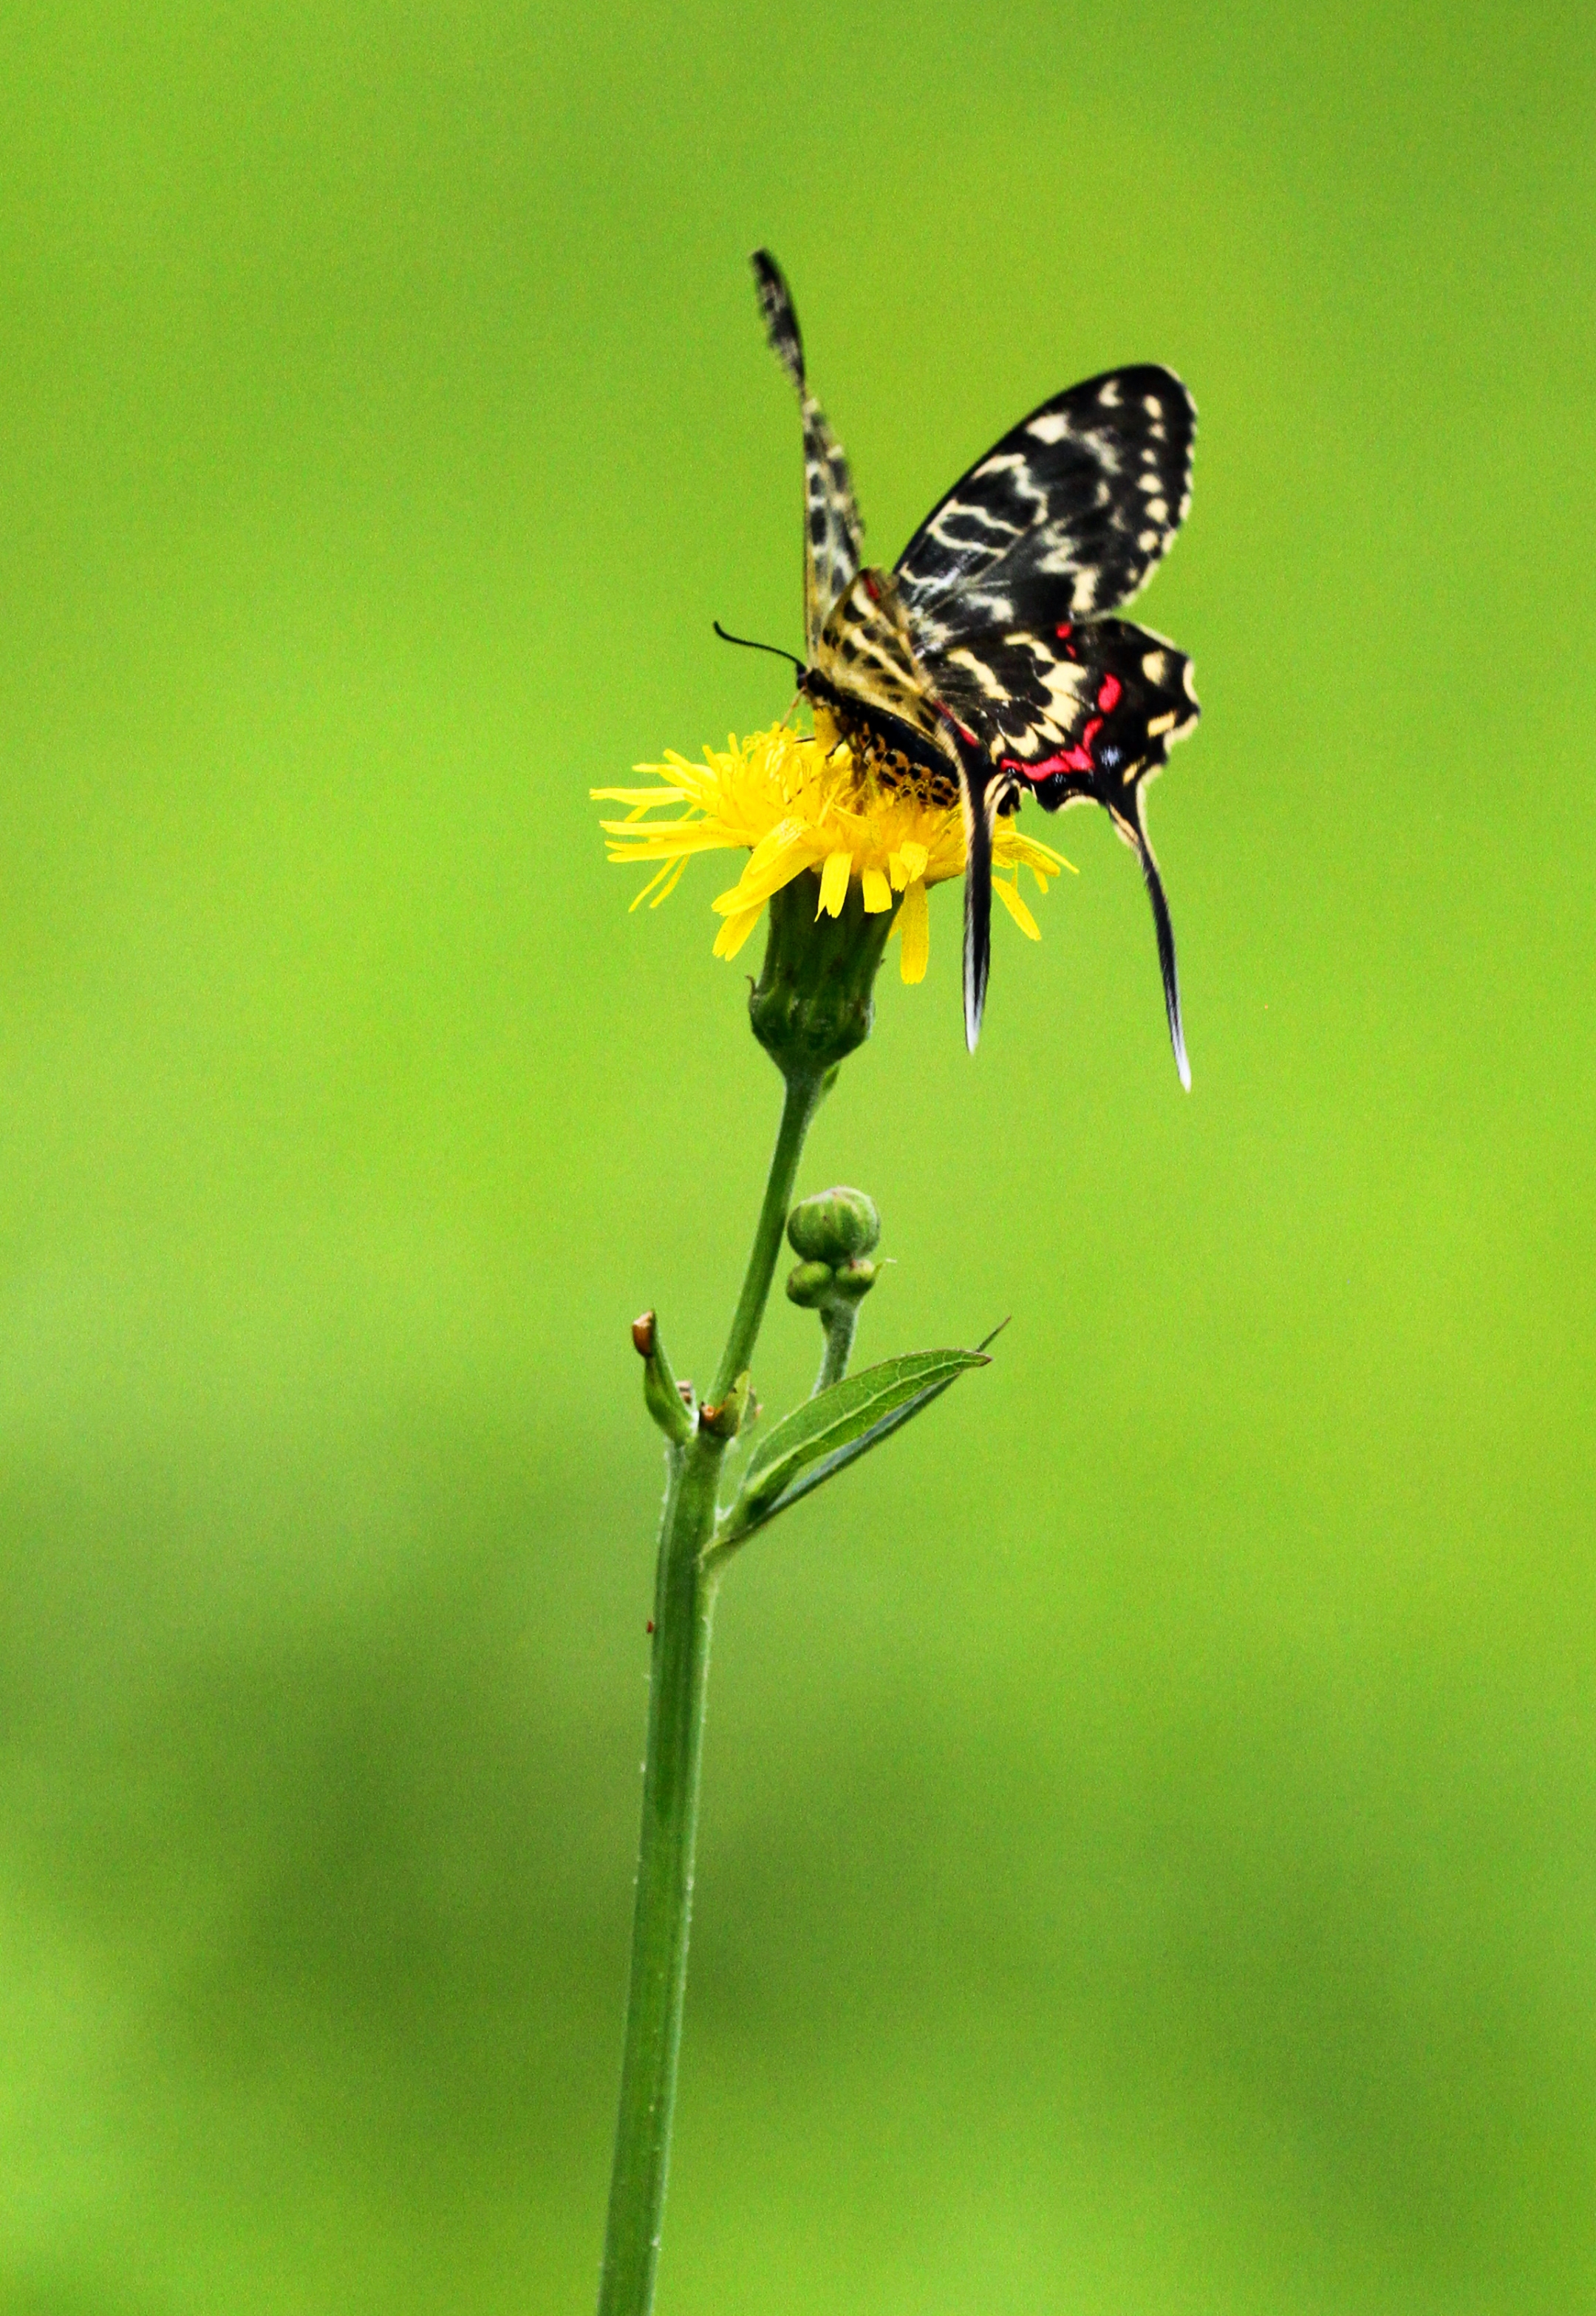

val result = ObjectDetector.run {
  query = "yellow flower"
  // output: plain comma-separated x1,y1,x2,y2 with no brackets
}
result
592,717,1074,985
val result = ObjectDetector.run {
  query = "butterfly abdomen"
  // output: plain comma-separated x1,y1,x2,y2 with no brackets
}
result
802,667,964,810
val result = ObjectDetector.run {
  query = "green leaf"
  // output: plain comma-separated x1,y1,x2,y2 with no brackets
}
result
715,1341,994,1550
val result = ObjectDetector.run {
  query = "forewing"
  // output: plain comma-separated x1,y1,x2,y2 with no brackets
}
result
751,250,864,657
896,367,1195,643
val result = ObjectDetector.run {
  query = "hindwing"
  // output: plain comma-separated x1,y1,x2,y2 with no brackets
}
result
928,619,1199,1083
924,618,1198,795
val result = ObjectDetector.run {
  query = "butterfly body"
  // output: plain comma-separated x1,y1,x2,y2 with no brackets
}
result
750,250,1201,1080
802,569,966,805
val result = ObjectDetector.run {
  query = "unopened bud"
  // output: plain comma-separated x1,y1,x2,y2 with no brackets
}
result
830,1256,878,1301
785,1259,835,1309
787,1186,880,1266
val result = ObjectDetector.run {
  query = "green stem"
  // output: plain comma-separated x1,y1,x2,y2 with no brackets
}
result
595,1443,720,2316
813,1300,859,1394
596,1065,823,2316
709,1068,826,1405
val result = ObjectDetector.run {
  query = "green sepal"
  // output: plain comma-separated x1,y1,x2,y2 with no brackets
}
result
713,1343,992,1550
749,871,896,1080
632,1309,694,1445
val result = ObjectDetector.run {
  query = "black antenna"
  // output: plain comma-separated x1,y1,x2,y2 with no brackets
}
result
712,621,805,678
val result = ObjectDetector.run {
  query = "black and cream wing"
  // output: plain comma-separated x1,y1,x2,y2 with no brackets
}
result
929,619,1200,1083
925,616,1198,788
751,250,864,658
895,367,1195,644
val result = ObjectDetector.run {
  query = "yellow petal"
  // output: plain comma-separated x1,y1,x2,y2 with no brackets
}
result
712,831,816,913
742,814,811,885
993,876,1041,940
897,879,930,982
861,867,892,914
599,819,732,852
1000,826,1075,879
648,854,692,907
590,785,689,811
819,848,853,917
629,858,681,912
897,839,930,884
640,754,716,807
712,905,764,959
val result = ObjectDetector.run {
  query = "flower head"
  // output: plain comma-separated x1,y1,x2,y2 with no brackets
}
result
593,715,1072,987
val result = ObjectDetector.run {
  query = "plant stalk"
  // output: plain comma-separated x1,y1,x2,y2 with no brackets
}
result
709,1068,825,1405
596,1065,824,2316
813,1301,859,1394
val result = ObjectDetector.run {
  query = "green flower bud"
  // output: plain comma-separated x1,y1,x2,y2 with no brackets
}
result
785,1259,835,1309
787,1186,881,1265
828,1256,878,1301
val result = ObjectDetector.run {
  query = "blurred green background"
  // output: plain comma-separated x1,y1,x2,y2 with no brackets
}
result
1,1,1592,2309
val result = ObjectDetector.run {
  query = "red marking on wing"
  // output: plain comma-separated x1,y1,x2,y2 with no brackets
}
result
1055,621,1073,639
1003,716,1103,785
864,573,881,602
1096,672,1122,713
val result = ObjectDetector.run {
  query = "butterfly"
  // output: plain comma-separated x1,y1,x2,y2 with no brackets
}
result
746,249,1201,1083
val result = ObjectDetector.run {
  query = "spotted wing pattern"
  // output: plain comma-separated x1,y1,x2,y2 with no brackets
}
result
928,619,1200,1079
752,250,864,658
896,367,1195,647
927,617,1198,784
744,254,1202,1083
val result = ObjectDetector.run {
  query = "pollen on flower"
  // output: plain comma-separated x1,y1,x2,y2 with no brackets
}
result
592,722,1072,984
